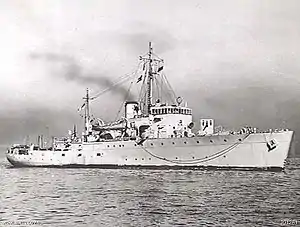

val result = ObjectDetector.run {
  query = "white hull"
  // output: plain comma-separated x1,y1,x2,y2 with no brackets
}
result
6,131,294,169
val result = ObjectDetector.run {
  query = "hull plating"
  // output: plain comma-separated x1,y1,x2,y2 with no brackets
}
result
6,131,293,169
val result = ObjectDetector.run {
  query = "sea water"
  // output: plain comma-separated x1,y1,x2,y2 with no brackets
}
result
1,151,299,227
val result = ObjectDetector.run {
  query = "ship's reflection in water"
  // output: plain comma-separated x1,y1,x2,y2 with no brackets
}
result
1,155,299,227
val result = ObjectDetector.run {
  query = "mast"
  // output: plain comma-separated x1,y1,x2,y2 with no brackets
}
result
83,88,90,140
139,42,166,115
146,42,153,115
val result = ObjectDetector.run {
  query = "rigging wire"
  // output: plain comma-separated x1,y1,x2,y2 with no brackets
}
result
154,75,175,104
162,72,177,102
90,62,143,101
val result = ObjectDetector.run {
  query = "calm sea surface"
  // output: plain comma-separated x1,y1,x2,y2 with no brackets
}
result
1,151,299,227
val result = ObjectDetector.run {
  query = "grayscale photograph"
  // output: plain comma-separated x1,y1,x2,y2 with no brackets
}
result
0,1,299,226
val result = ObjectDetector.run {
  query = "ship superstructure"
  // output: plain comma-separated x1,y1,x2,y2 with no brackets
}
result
6,43,294,169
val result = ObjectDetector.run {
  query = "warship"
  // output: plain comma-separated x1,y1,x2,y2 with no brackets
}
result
6,43,294,169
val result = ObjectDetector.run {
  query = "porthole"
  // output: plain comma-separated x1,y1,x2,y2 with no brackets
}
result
224,139,227,142
238,138,242,142
172,142,175,145
119,145,122,147
125,158,127,161
192,156,195,159
142,158,144,160
107,145,110,148
135,158,137,161
62,154,65,157
210,140,213,143
184,141,187,144
175,157,178,159
149,158,151,160
97,153,101,156
134,144,137,146
113,145,115,147
150,143,153,146
78,154,82,157
196,141,199,144
161,143,164,146
223,155,226,158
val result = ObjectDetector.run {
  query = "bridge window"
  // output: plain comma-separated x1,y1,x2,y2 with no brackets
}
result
175,108,179,114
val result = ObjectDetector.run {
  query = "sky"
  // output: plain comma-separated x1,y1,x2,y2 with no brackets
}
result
0,0,299,155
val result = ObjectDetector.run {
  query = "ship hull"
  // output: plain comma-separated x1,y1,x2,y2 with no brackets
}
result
6,131,294,169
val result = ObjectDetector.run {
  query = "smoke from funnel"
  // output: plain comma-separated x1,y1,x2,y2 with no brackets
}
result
29,52,135,100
